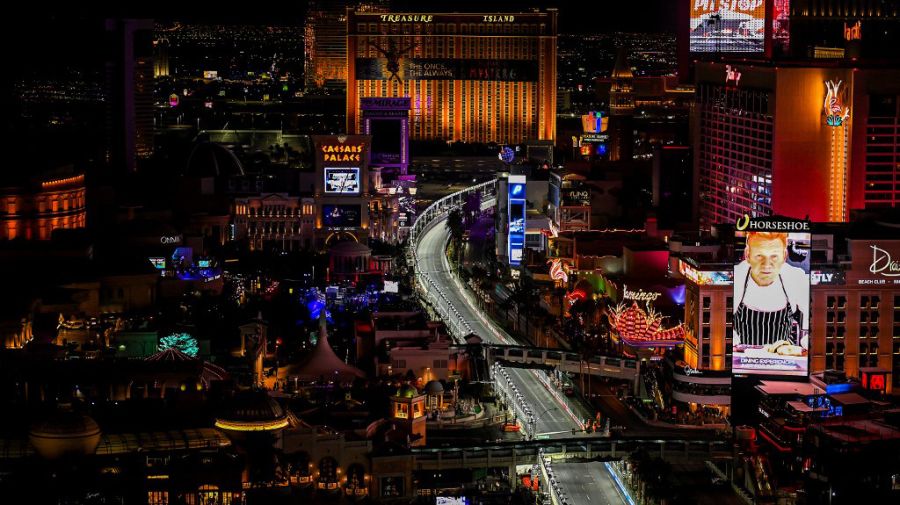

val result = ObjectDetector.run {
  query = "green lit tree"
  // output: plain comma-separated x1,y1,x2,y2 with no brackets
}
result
158,332,199,357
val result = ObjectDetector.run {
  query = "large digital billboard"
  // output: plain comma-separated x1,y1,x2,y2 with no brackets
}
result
772,0,791,53
322,205,362,229
324,167,360,194
508,175,526,266
732,217,810,376
678,260,733,286
690,0,766,53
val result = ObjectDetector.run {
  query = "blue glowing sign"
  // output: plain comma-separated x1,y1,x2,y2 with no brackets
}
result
507,175,526,266
825,382,852,394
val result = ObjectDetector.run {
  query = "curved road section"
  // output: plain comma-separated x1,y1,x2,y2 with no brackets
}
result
414,206,626,505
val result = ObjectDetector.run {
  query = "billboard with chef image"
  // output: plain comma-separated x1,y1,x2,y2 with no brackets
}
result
732,216,811,376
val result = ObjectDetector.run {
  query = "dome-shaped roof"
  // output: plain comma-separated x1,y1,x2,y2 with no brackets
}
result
424,380,444,394
396,384,418,398
186,141,245,177
328,240,371,256
29,411,101,460
215,390,288,432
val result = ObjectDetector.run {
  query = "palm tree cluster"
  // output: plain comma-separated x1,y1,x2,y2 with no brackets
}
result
626,449,674,505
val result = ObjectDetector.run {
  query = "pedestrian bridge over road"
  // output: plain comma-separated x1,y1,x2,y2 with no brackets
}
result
478,344,640,382
406,437,729,472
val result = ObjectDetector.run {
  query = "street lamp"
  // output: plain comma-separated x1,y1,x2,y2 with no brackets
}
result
528,407,558,440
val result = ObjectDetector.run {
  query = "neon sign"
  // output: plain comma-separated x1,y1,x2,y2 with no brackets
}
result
321,144,364,163
622,285,661,304
682,365,701,376
160,235,182,245
725,65,741,86
870,245,900,277
607,302,685,348
825,80,850,221
824,80,850,127
844,21,861,41
379,14,433,22
548,258,568,283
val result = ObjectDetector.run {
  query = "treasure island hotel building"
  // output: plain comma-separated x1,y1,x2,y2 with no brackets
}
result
346,10,557,143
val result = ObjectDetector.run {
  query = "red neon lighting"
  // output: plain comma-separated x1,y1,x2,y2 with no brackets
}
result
607,302,685,348
868,374,885,391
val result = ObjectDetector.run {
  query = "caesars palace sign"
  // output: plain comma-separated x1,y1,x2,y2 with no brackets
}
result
320,144,364,163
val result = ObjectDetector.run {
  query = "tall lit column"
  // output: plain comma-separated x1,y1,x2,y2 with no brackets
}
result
824,80,851,222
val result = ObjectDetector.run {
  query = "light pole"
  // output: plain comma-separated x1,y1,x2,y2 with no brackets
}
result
529,407,558,440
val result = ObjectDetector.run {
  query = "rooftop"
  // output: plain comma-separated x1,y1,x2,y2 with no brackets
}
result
811,419,900,444
757,380,823,397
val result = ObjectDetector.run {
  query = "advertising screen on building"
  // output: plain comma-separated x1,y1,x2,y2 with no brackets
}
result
436,498,469,505
690,0,766,53
508,175,526,266
732,217,810,376
393,177,417,228
324,167,360,194
678,260,733,286
772,0,790,52
322,205,362,229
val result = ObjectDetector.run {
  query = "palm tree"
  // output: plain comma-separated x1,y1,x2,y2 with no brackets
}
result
446,209,465,268
498,296,515,328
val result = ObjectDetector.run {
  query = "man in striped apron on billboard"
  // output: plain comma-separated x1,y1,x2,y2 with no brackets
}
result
733,232,809,350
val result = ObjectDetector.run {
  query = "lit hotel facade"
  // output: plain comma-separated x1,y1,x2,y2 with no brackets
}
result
693,62,900,228
1,172,87,241
346,11,557,144
675,234,900,395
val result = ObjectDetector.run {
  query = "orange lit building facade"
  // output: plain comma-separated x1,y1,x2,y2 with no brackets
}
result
693,62,900,228
347,11,557,144
0,173,87,240
677,236,900,394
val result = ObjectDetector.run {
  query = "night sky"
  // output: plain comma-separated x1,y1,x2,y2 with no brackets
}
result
7,1,677,33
